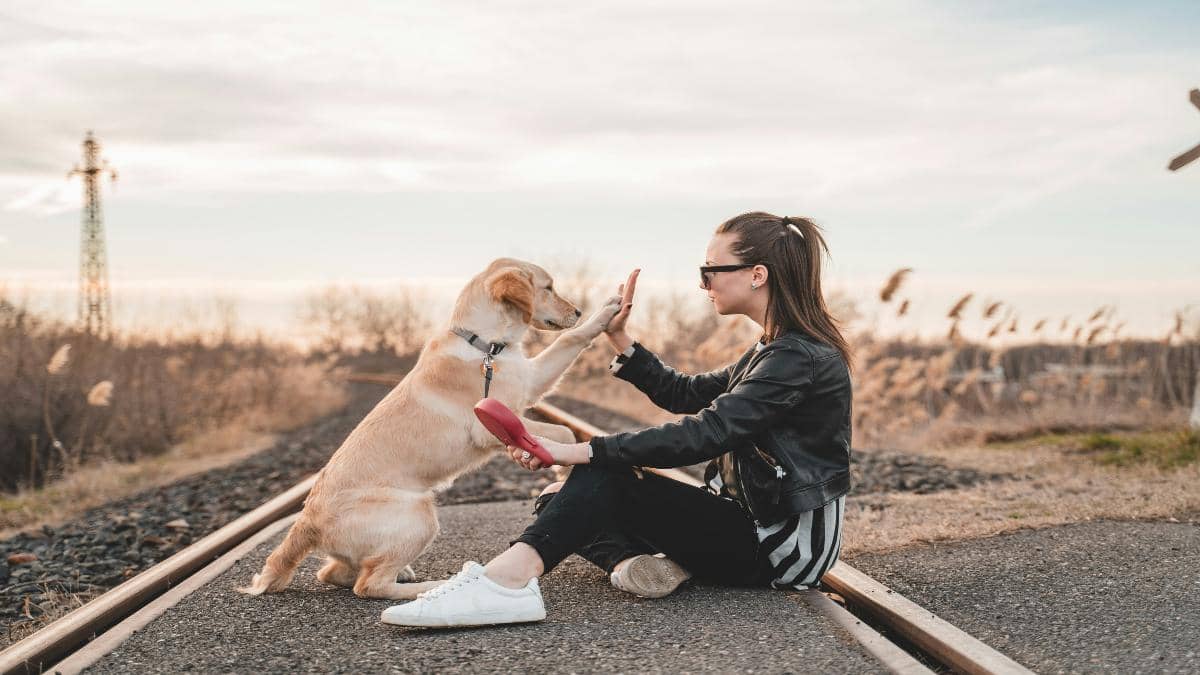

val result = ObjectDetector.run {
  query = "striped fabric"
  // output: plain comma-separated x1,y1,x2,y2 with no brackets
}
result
755,495,845,589
706,471,845,590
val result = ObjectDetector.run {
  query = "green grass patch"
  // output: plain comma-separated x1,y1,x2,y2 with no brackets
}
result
990,429,1200,470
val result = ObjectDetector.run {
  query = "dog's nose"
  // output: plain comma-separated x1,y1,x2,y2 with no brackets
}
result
574,309,582,317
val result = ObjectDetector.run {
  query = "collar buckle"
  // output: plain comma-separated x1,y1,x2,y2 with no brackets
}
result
452,327,507,398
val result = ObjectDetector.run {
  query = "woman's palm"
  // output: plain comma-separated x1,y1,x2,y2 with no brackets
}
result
606,269,639,334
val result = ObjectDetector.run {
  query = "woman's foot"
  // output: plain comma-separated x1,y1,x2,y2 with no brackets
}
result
610,554,692,599
380,561,546,628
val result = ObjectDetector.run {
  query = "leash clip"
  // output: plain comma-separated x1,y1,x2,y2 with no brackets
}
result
482,354,495,398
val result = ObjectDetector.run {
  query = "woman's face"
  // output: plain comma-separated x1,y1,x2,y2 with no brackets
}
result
702,232,763,315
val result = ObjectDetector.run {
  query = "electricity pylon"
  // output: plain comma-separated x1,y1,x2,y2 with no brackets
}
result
67,131,118,338
1168,89,1200,171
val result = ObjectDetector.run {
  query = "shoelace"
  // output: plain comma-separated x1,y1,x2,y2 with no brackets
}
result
416,567,478,601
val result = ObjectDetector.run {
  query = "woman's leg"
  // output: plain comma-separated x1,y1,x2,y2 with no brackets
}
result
530,481,655,574
380,465,761,628
504,464,760,585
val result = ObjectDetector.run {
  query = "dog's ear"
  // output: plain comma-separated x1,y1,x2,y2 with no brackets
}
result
486,267,535,323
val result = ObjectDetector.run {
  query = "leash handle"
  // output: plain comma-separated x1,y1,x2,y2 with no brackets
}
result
473,398,555,466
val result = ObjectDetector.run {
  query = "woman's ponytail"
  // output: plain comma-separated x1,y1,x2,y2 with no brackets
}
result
716,212,853,371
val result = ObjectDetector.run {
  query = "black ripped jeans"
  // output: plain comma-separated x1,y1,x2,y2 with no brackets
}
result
511,463,770,585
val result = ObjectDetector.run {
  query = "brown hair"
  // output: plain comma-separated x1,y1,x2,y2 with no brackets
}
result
716,211,853,371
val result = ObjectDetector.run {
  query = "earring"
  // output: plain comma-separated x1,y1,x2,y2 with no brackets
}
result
750,283,759,290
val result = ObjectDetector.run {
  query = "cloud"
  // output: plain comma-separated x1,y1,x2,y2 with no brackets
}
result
0,1,1193,208
3,182,77,216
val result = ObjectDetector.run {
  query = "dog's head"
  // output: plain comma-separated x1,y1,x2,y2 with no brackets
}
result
485,258,581,330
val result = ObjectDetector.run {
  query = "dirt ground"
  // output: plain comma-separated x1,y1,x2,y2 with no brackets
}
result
840,439,1200,557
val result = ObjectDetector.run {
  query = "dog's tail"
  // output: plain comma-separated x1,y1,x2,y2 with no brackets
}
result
237,517,319,595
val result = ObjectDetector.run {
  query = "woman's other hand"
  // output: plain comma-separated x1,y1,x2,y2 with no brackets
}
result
505,437,591,471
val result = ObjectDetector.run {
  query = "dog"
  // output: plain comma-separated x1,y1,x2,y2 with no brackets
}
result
239,258,620,600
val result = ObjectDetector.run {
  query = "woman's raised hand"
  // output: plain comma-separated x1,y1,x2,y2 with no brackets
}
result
604,269,639,349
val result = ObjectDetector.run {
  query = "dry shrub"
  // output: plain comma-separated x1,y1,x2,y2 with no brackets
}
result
850,293,1199,452
299,284,431,356
0,292,348,493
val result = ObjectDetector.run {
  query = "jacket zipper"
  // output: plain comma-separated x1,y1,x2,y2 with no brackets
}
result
755,447,787,479
734,457,762,528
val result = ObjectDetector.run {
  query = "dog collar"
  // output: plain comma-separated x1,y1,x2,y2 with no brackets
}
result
451,327,507,357
451,327,507,397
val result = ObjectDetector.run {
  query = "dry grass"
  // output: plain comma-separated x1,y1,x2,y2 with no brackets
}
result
0,365,348,536
1,292,350,494
0,427,277,537
841,438,1200,557
990,429,1200,470
4,584,98,645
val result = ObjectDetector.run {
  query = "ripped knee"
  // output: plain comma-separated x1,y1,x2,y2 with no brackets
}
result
532,481,564,515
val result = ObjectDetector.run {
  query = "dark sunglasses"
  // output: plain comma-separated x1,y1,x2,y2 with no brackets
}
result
699,263,758,290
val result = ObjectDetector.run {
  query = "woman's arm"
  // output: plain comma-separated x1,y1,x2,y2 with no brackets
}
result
588,344,814,468
600,268,735,413
613,342,737,414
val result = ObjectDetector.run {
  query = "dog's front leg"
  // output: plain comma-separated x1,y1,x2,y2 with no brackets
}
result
525,301,621,400
525,330,592,401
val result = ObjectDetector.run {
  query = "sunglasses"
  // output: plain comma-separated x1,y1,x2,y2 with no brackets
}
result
699,263,758,290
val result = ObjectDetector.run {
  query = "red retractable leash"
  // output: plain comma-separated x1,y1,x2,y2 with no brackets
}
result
473,398,555,467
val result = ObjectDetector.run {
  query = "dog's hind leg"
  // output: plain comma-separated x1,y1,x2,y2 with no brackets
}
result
317,558,357,588
353,556,443,600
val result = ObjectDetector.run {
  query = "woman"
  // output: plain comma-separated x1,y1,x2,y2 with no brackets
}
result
381,211,853,628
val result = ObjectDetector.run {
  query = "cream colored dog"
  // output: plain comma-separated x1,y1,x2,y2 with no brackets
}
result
239,258,620,600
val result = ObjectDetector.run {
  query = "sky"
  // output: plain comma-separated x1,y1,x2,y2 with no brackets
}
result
1,0,1197,339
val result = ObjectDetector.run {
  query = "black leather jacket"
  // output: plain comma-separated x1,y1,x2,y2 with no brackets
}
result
588,330,852,524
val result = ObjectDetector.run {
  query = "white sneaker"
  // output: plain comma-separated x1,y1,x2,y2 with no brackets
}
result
380,561,546,628
610,553,692,599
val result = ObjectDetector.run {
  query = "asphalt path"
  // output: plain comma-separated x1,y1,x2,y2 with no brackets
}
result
86,500,886,674
846,517,1200,674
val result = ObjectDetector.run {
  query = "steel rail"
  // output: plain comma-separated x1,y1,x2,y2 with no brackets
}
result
0,479,315,675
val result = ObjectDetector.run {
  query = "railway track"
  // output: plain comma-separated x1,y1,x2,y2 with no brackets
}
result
0,380,1032,674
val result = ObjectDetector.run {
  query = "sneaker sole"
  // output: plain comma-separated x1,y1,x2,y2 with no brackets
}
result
380,607,546,628
611,555,691,599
